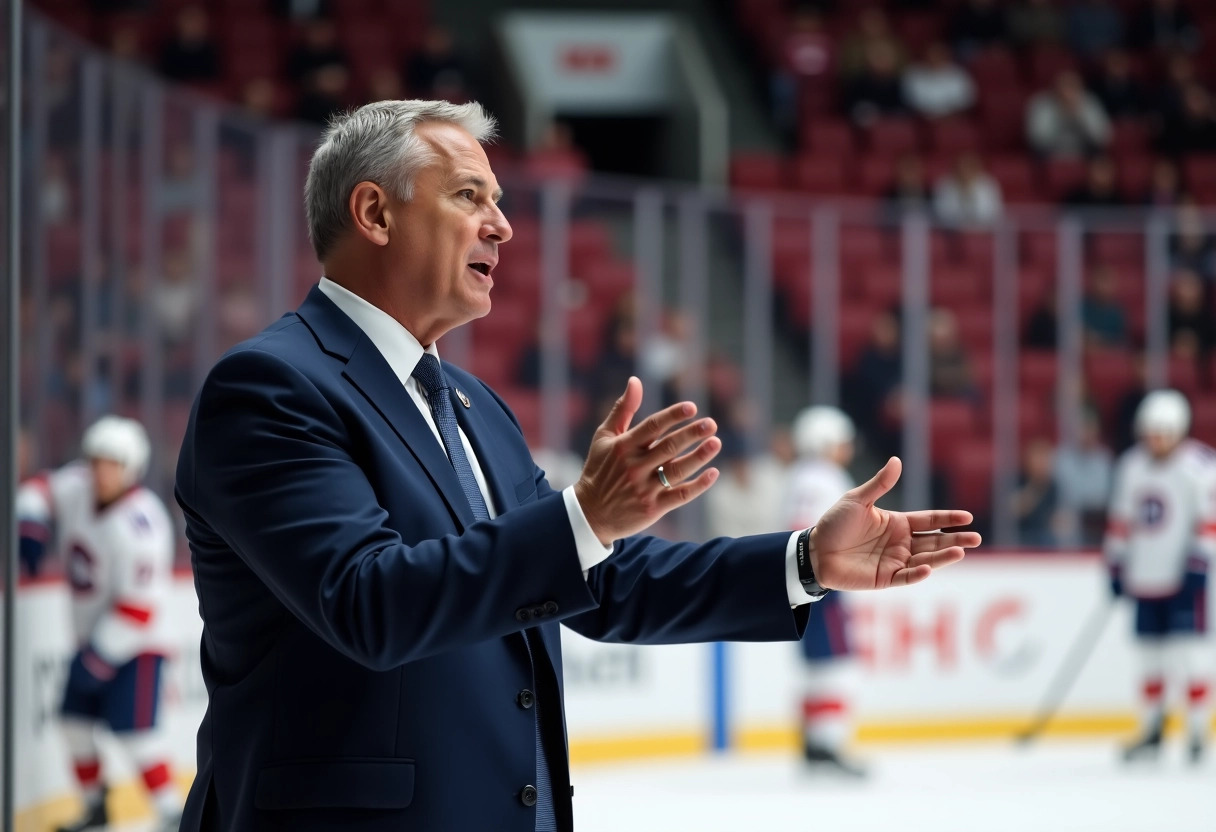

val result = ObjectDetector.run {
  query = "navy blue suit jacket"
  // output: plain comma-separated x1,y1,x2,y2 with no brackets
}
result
175,286,807,831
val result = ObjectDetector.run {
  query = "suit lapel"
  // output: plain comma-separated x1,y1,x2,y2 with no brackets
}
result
451,381,564,662
296,287,475,530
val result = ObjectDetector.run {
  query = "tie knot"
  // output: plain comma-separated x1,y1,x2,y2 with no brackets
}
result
411,354,448,398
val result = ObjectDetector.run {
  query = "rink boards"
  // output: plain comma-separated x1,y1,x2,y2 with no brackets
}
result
12,551,1215,825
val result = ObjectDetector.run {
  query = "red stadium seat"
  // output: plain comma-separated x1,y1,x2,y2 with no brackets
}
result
978,87,1030,153
866,118,920,157
792,155,851,194
1084,348,1137,420
1025,46,1078,89
729,153,784,191
930,399,981,464
1043,158,1089,200
988,155,1037,203
1192,395,1216,446
1168,355,1203,398
860,264,903,309
926,119,983,155
945,437,997,510
1110,121,1152,156
1089,233,1144,265
969,48,1020,89
800,120,854,156
857,156,898,195
1019,351,1058,396
840,306,880,370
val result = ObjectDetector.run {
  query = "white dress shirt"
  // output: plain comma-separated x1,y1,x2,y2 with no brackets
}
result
318,278,815,605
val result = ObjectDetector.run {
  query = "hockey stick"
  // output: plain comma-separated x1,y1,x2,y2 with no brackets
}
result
1014,597,1117,745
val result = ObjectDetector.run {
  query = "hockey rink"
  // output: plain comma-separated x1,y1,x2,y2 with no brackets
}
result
571,742,1215,832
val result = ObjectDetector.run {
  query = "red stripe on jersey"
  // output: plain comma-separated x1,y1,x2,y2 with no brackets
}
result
1198,523,1216,538
135,655,154,730
26,473,52,502
1105,519,1130,539
1188,682,1209,704
141,762,172,792
802,698,847,720
115,601,154,625
17,520,50,542
1143,678,1165,701
73,759,101,787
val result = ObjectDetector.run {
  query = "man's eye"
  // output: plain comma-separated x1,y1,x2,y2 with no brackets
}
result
460,190,475,200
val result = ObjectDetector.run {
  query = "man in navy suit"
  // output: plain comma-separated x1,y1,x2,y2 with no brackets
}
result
175,100,980,831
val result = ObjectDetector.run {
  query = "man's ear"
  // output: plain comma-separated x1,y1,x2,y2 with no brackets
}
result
349,181,391,247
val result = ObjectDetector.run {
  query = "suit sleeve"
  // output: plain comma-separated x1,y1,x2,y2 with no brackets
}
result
563,531,808,645
178,348,599,671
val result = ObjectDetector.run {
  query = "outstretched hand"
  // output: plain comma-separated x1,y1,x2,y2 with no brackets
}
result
575,377,722,545
811,457,980,591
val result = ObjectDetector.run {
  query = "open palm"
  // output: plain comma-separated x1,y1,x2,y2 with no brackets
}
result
812,457,981,591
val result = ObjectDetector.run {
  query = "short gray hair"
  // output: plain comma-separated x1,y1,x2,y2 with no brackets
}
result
304,99,498,260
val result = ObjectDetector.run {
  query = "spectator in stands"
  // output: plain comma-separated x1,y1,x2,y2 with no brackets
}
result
1063,156,1125,209
1142,159,1184,208
579,297,639,450
1112,354,1148,451
157,5,220,83
41,152,70,225
1156,54,1199,123
240,78,280,118
883,154,933,216
366,67,405,103
1065,0,1125,58
1168,269,1215,358
1011,438,1062,547
155,246,199,347
948,0,1007,60
1131,0,1201,55
1006,0,1065,50
1023,294,1058,349
1053,409,1113,546
1027,71,1112,158
1157,83,1216,158
770,8,834,137
108,22,144,62
844,41,907,126
297,64,351,124
934,153,1003,227
842,310,902,459
406,26,471,101
1169,202,1215,279
705,432,787,539
1088,50,1146,119
839,7,905,77
928,308,977,399
288,17,348,80
902,42,976,120
273,0,331,19
1081,266,1129,348
524,121,589,181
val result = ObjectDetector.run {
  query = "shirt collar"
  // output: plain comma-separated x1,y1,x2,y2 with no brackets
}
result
317,277,438,388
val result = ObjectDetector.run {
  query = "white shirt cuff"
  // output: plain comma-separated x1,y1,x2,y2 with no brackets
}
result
785,530,822,607
563,485,613,576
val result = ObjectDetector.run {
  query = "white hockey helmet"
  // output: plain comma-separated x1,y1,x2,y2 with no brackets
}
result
81,415,151,484
792,406,855,458
1134,389,1191,440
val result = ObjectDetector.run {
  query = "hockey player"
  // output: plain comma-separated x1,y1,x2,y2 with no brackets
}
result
17,417,182,831
784,406,866,776
1105,390,1216,763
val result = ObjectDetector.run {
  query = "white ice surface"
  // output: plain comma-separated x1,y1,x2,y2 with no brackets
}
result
571,741,1216,832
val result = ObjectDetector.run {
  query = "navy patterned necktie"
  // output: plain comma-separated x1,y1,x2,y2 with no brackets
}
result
410,354,557,832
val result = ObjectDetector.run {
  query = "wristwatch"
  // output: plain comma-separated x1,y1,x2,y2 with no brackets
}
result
796,527,832,599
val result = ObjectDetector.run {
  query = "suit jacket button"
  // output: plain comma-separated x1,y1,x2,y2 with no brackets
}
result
531,605,545,619
517,689,535,709
544,601,559,615
516,608,530,623
521,785,538,807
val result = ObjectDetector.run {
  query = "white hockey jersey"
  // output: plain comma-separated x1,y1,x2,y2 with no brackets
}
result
17,463,176,663
783,458,855,531
1104,440,1216,598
